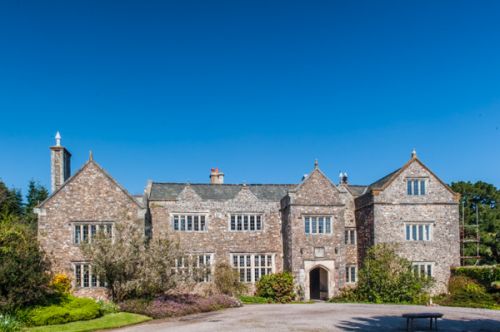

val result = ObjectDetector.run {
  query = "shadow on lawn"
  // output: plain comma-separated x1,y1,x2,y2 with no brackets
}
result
335,315,500,332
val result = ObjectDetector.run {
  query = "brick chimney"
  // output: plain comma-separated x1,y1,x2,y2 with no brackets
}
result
50,131,71,192
209,168,224,184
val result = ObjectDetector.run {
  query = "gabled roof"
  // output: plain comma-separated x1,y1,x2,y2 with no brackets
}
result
149,183,297,201
289,165,340,194
37,159,144,209
362,156,458,197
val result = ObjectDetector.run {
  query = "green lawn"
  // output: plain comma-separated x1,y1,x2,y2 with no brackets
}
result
25,312,151,332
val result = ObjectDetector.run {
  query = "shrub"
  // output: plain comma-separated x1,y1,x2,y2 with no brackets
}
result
25,296,102,326
214,263,247,296
0,313,21,332
50,273,72,295
97,300,119,315
435,276,497,309
451,266,500,290
119,294,240,319
491,281,500,292
256,272,295,303
0,218,52,313
332,244,433,304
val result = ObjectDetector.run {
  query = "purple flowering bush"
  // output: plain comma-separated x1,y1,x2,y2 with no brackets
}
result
119,294,241,319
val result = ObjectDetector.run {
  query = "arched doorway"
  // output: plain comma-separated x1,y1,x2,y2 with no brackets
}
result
309,266,328,300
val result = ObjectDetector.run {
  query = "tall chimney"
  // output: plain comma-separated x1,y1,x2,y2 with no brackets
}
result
209,168,224,184
50,131,71,192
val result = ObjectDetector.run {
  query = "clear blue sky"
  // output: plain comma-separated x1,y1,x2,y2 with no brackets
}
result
0,0,499,195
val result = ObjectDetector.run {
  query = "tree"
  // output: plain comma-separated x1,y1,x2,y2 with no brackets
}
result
81,223,184,301
451,181,499,265
0,214,52,312
354,244,433,304
24,180,49,227
0,180,22,218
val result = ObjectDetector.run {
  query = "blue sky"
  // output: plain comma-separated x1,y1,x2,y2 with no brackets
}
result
0,0,499,195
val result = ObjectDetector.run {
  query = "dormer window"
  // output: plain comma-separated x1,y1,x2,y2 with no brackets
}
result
407,178,426,195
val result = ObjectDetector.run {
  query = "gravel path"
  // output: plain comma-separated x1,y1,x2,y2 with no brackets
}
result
114,303,500,331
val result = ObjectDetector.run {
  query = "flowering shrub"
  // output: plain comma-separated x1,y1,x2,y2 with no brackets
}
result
119,294,240,319
50,273,72,295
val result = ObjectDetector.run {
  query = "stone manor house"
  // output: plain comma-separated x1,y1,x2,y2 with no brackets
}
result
36,134,460,300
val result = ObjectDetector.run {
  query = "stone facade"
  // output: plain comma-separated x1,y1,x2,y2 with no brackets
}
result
36,159,145,298
37,137,460,299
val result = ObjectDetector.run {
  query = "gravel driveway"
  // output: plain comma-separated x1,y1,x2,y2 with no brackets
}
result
114,303,500,332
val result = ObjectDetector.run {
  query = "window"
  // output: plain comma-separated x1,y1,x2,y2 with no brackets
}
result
304,216,332,234
230,214,263,231
172,214,206,232
412,262,433,278
73,223,113,245
175,253,214,282
345,229,356,244
405,223,431,241
231,253,274,283
407,178,426,195
346,265,357,283
74,263,106,288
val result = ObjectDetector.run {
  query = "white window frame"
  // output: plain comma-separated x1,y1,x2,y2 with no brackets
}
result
404,223,432,241
229,213,264,232
171,213,208,232
73,222,113,245
345,265,357,283
345,228,356,244
406,178,427,196
174,253,214,282
73,262,106,288
412,262,434,278
304,216,333,235
230,253,275,283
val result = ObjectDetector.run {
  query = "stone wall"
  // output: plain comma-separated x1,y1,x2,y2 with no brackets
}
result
37,161,145,298
371,160,460,293
281,168,351,299
149,185,284,276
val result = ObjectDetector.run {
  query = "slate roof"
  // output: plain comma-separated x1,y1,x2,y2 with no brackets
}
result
346,185,368,197
367,168,401,190
149,183,297,201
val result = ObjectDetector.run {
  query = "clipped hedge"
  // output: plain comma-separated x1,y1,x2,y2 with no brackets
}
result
451,266,500,289
24,296,102,326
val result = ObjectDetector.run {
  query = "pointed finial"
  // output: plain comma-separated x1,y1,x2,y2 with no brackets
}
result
89,150,93,161
314,159,318,169
411,148,417,159
55,131,61,147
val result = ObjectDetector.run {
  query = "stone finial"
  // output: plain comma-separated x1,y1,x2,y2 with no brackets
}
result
411,148,417,159
314,159,318,169
89,150,93,161
55,131,61,147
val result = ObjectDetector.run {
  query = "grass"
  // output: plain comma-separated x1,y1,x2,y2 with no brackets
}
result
25,312,151,332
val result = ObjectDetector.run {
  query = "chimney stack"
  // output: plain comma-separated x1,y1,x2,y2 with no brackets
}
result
339,171,348,185
50,131,71,192
209,168,224,184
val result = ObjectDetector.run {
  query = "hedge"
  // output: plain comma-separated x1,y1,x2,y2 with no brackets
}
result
24,296,102,326
451,266,500,289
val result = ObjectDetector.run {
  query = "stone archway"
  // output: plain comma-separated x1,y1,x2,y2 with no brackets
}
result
309,266,328,300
